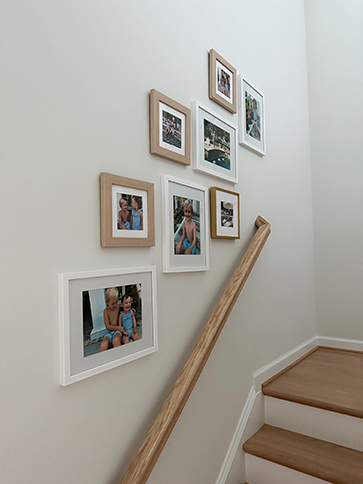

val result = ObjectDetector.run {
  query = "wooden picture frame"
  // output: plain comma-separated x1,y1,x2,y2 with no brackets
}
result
210,186,240,239
209,49,237,114
238,75,266,156
100,172,155,247
150,89,191,165
193,101,238,184
59,266,158,386
162,174,209,273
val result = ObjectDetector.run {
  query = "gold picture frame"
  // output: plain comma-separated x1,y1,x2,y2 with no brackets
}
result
100,172,155,247
210,186,240,239
209,49,237,114
150,89,191,165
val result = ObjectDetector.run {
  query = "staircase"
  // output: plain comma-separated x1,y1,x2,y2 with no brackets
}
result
243,347,363,484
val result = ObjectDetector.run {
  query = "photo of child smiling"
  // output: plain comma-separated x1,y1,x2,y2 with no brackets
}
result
173,196,200,255
83,284,142,357
117,193,143,231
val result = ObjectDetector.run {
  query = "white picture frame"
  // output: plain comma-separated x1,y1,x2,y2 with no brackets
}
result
193,101,238,184
238,75,266,156
59,266,158,386
162,175,209,273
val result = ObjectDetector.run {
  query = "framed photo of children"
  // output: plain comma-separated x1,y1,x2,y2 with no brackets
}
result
162,175,209,273
209,49,237,114
150,89,191,166
59,266,158,386
238,75,266,156
193,101,238,184
100,172,155,247
210,187,240,239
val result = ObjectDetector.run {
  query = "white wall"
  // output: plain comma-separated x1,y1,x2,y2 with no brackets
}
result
305,0,363,340
0,1,316,483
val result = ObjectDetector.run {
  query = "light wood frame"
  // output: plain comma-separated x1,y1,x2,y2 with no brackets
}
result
150,89,191,165
100,172,155,247
210,186,240,239
59,266,158,386
162,174,209,273
209,49,237,114
238,74,266,156
193,100,238,184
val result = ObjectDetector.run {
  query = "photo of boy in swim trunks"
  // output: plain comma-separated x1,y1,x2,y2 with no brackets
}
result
173,196,200,256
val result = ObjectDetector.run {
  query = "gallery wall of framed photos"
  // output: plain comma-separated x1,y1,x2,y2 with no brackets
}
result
5,2,325,483
58,46,268,383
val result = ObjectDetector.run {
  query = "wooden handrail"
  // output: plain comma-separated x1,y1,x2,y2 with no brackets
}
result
120,216,271,484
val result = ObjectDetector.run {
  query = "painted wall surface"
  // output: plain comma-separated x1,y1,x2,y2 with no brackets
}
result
305,0,363,340
0,1,316,483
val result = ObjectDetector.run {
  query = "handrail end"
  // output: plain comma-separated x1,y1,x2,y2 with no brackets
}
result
255,215,270,229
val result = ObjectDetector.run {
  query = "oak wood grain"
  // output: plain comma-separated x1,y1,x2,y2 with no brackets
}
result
209,49,237,114
262,347,363,418
150,89,191,165
243,424,363,484
100,172,155,247
261,346,319,388
120,216,271,484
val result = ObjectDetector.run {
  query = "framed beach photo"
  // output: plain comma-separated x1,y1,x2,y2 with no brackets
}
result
209,49,237,114
238,75,266,156
193,101,238,184
150,89,191,165
210,187,240,239
162,175,209,273
100,172,155,247
59,266,158,386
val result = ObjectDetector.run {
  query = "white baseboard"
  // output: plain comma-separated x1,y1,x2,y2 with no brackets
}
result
217,334,363,484
252,336,318,391
317,336,363,352
215,386,256,484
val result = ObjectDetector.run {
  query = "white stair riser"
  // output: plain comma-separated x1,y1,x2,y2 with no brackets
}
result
245,454,330,484
265,396,363,451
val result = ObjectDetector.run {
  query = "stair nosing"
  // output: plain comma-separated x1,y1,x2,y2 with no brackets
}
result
261,347,363,420
243,424,363,484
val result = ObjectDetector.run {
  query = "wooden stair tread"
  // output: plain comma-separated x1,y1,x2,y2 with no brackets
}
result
243,424,363,484
262,347,363,418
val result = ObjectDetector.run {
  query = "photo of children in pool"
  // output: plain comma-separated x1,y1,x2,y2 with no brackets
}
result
173,196,200,255
83,284,142,357
162,110,182,150
245,92,261,141
116,193,143,231
217,65,231,99
204,119,231,171
221,201,234,228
